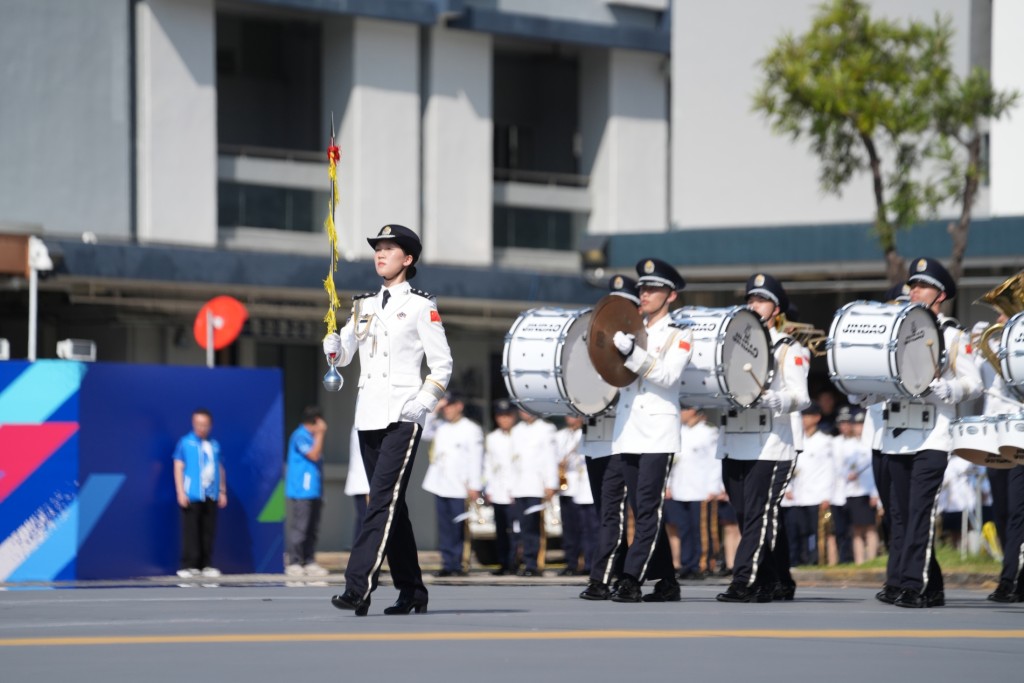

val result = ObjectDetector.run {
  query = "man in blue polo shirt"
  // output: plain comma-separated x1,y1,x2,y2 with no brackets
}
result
285,407,329,577
173,408,226,579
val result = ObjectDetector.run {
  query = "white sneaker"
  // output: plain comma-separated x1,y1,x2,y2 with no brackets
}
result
200,566,221,578
176,568,199,578
304,563,329,577
285,564,305,577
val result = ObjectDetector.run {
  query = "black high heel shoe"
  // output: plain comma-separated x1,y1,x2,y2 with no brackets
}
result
383,594,428,615
331,590,371,616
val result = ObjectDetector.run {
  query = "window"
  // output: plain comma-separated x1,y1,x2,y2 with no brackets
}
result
218,182,327,232
493,207,584,251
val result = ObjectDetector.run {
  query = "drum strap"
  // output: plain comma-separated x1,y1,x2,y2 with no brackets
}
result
940,319,964,375
772,336,795,382
640,329,680,382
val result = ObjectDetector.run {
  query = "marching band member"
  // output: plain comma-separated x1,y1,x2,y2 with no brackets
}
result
509,409,559,576
863,258,982,608
421,392,483,577
716,273,810,603
483,399,519,576
599,258,693,603
784,403,837,566
665,406,721,578
556,416,587,575
323,224,453,616
839,409,878,565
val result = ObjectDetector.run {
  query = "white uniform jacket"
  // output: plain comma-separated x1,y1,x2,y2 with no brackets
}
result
717,328,811,462
483,428,516,505
668,421,721,502
788,429,836,507
881,316,982,454
556,427,584,498
335,282,453,431
612,314,693,454
422,417,484,499
509,419,559,499
977,333,1019,416
581,412,615,459
344,425,370,496
837,434,875,498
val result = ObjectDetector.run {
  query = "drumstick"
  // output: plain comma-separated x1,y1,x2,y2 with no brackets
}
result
743,362,765,393
926,339,940,379
985,389,1024,411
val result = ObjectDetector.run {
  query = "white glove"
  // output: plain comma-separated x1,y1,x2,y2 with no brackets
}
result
847,393,880,407
613,331,636,356
322,333,340,359
929,378,961,404
400,399,430,425
760,389,785,412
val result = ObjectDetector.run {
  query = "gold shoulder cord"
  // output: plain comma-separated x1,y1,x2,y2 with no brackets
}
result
352,298,375,342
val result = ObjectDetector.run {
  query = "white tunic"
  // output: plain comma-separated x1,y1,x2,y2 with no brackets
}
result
509,419,560,499
836,434,875,498
612,314,693,454
668,420,721,502
483,428,516,505
344,425,369,496
555,427,584,498
788,429,836,507
335,282,453,430
422,416,484,499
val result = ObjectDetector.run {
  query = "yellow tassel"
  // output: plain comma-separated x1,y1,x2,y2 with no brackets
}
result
322,153,342,336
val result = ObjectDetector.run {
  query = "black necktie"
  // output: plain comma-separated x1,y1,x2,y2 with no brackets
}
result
381,290,391,309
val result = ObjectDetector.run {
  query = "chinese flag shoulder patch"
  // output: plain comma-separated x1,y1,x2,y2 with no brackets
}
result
965,343,973,354
794,356,804,366
430,310,441,323
679,340,691,350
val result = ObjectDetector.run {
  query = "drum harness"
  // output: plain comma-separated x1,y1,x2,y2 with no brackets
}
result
886,317,963,436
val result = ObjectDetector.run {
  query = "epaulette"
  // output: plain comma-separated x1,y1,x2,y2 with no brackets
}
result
411,288,435,300
352,292,375,301
668,321,690,331
940,317,964,331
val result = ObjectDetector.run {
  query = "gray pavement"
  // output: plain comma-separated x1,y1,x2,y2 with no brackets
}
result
2,579,1021,683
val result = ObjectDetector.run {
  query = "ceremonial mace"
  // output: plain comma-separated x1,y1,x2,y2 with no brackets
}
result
322,113,344,392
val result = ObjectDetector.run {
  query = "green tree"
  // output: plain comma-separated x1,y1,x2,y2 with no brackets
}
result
753,0,955,285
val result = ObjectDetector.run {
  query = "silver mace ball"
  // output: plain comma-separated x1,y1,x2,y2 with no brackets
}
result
322,359,344,392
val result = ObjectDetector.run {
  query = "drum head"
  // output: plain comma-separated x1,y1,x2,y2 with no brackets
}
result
718,308,773,408
954,449,1016,469
588,295,647,388
561,311,618,416
893,305,944,397
1003,313,1024,400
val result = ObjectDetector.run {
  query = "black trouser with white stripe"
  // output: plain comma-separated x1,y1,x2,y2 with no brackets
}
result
344,422,425,601
887,449,947,594
999,466,1024,590
723,458,792,589
589,454,673,585
872,450,899,587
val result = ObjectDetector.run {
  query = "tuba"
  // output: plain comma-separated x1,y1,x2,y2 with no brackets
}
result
976,271,1024,376
776,313,828,358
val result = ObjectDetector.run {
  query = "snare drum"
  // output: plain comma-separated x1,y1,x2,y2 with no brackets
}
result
950,416,1014,469
671,306,773,409
995,413,1024,463
503,308,617,417
827,301,945,399
996,311,1024,400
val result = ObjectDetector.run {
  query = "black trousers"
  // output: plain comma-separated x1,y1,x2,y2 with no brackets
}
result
513,497,543,570
989,467,1009,548
872,449,899,586
180,498,218,570
786,505,822,566
350,494,368,549
491,502,514,571
560,495,583,571
285,497,323,566
887,449,947,594
999,467,1024,589
344,422,426,601
434,496,465,572
577,502,598,573
722,459,793,589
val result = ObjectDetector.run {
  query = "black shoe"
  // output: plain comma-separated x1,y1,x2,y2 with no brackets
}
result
331,590,371,616
611,575,642,603
432,569,467,578
642,578,681,602
754,583,774,603
490,567,509,576
987,581,1021,603
875,585,900,605
716,582,756,603
773,582,796,601
579,580,611,601
716,566,733,577
383,593,428,615
675,569,703,581
517,568,542,577
894,589,944,608
558,567,578,576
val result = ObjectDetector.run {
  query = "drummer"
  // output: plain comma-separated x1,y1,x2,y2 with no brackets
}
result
592,259,693,603
854,258,981,608
716,273,810,603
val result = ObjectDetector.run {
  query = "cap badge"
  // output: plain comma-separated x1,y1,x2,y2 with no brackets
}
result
644,260,655,274
613,276,623,289
382,225,392,236
754,274,765,287
916,258,927,272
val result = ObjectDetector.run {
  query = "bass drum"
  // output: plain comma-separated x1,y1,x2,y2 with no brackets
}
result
502,308,617,417
997,311,1024,400
996,413,1024,463
950,416,1015,469
670,306,773,409
827,301,944,399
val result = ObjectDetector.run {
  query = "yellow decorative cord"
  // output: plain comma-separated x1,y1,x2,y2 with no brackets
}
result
323,130,342,336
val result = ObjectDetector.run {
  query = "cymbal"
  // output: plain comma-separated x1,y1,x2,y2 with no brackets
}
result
588,295,647,388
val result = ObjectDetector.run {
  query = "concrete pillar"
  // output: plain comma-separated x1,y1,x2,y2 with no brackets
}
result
581,48,669,235
990,0,1024,216
135,0,217,246
422,26,493,267
325,17,420,261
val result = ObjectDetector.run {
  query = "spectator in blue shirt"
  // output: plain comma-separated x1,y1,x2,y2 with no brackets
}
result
285,406,329,577
173,408,226,579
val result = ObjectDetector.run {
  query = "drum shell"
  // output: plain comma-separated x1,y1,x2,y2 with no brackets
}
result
996,413,1024,463
950,416,1014,469
998,311,1024,401
502,309,617,417
826,301,944,399
671,306,774,409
